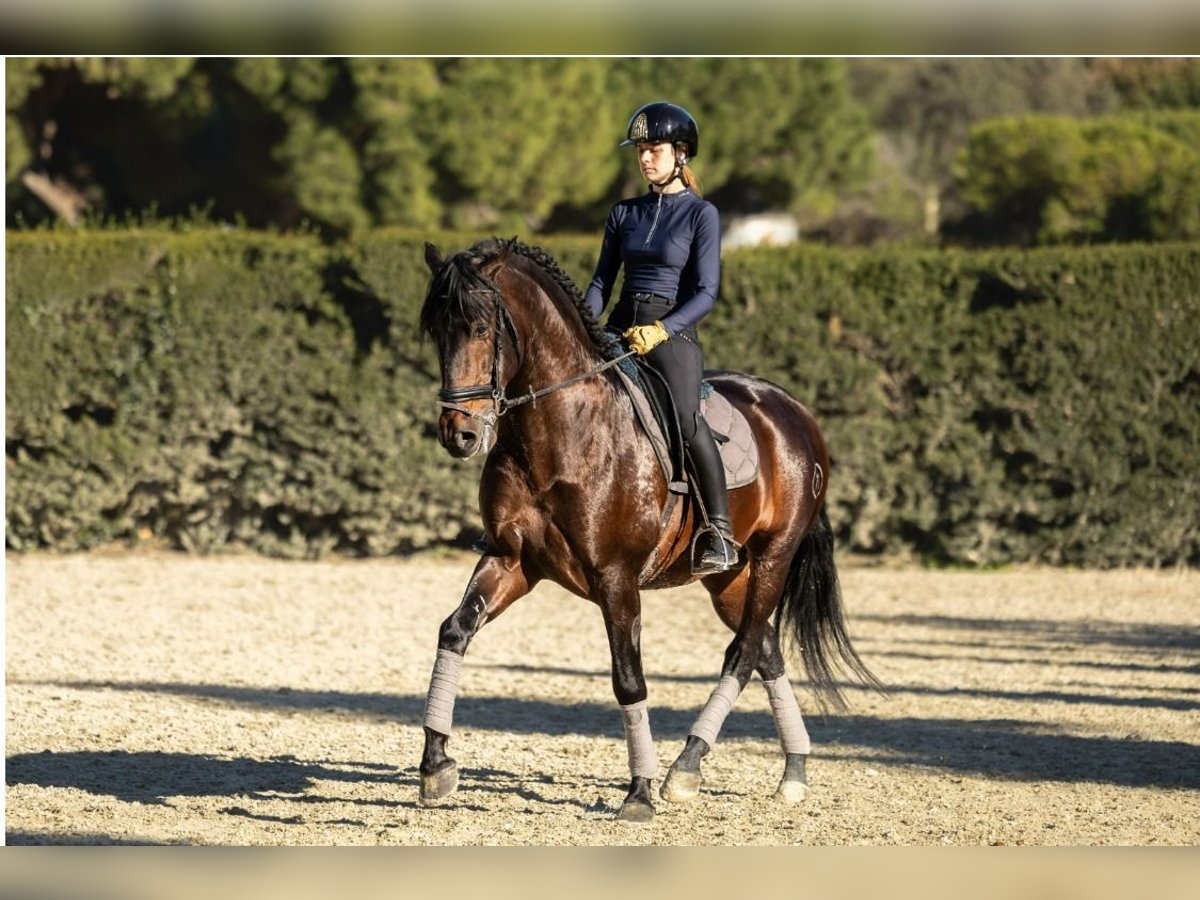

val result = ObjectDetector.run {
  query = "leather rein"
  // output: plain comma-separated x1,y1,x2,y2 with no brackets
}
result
437,285,635,433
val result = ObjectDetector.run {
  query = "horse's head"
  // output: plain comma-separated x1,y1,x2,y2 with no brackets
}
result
421,236,620,460
420,239,522,459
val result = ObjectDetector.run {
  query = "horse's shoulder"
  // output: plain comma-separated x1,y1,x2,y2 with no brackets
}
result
481,448,534,493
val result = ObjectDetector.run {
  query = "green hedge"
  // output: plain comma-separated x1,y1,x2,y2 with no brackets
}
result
7,228,1199,566
714,244,1200,565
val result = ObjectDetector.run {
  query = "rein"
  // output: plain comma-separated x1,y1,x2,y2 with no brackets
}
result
437,284,635,428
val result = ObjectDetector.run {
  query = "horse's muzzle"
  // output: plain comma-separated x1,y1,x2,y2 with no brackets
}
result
438,410,491,459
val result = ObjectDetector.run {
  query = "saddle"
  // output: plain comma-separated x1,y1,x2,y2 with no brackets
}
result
613,364,760,494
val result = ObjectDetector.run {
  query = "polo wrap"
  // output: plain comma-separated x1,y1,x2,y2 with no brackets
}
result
423,648,464,734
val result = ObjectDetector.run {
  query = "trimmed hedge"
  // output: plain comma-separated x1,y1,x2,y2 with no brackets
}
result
7,228,1199,566
715,244,1200,565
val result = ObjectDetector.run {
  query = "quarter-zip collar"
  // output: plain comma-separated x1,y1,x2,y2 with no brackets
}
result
642,187,692,248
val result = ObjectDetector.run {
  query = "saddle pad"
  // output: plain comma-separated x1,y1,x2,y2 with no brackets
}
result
614,367,760,490
703,387,760,488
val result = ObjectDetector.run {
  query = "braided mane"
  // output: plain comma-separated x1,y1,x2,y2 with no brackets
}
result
473,237,625,360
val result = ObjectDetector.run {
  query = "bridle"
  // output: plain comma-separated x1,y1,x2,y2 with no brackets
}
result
436,281,635,445
435,288,517,445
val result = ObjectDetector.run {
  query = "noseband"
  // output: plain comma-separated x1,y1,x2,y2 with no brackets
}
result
436,280,634,437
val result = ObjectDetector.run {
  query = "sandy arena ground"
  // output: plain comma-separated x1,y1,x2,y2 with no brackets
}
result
5,550,1198,845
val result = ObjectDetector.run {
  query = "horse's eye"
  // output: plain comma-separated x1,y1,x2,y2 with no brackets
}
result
472,323,490,340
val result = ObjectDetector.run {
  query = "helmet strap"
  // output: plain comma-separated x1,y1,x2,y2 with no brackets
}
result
651,168,682,190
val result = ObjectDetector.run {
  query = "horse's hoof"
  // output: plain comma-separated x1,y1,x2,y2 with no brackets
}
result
615,799,656,823
774,779,808,804
419,761,459,805
659,766,702,803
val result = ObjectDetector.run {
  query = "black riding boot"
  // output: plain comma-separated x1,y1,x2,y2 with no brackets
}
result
687,416,737,575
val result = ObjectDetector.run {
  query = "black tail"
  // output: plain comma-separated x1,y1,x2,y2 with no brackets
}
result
775,507,883,710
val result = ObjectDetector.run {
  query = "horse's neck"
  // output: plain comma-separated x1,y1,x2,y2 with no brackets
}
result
504,270,606,398
501,274,633,465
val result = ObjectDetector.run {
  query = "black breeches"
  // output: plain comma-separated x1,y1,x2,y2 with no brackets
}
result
615,295,704,440
644,335,703,440
610,295,730,524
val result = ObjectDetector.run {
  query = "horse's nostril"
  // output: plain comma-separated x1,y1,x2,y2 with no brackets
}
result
455,430,478,450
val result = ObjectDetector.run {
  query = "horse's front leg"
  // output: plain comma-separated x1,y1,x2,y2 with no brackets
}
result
419,553,531,805
599,573,658,823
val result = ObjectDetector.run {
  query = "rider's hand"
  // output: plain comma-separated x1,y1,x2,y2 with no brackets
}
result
622,321,670,356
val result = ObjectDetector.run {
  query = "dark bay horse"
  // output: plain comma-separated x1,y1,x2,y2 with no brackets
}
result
417,236,877,822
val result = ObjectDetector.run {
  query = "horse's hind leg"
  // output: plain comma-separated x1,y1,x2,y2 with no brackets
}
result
757,623,811,803
661,568,776,804
660,635,759,802
419,554,531,805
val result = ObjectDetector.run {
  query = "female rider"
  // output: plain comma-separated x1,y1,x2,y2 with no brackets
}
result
583,101,736,575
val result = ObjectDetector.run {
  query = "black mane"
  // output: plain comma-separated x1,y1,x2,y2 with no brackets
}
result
420,237,624,360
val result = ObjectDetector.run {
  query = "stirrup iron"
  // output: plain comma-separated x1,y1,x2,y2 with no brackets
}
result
691,523,739,575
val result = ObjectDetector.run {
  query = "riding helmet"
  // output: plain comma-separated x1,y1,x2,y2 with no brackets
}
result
619,101,699,159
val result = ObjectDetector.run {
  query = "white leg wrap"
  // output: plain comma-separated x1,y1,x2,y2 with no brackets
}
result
423,649,464,734
763,676,811,755
690,675,742,749
620,701,659,778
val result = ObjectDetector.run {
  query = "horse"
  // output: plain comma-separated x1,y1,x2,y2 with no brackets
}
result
416,236,878,822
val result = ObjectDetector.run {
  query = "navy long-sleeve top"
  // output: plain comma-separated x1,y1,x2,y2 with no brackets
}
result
583,188,721,337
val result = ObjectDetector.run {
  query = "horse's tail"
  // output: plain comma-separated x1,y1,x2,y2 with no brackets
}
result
774,506,883,710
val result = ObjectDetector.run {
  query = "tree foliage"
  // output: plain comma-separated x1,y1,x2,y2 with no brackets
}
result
7,57,1199,244
430,58,624,230
850,58,1119,187
1093,58,1200,110
6,57,875,234
625,58,875,218
954,112,1200,245
843,58,1122,239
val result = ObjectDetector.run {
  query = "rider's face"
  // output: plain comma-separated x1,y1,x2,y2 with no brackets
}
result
637,142,678,186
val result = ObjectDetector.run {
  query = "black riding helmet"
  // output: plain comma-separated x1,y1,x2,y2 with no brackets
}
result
619,101,699,160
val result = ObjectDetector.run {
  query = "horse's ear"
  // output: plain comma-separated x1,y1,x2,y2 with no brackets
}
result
424,242,444,273
495,235,520,265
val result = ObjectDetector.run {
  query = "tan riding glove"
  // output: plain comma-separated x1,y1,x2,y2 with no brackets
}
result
623,321,670,356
